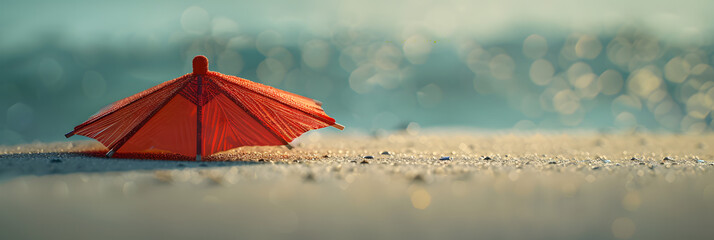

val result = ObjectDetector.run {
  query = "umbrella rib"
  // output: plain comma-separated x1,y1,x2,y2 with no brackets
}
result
66,75,189,138
220,77,336,127
105,78,191,157
211,79,293,148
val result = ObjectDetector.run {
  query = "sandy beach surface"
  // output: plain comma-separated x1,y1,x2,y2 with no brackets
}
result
1,131,714,240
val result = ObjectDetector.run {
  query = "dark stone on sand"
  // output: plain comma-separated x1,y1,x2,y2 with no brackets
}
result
350,160,357,163
548,161,557,164
639,162,645,165
631,157,639,161
50,159,62,163
412,174,425,183
663,157,673,161
439,156,451,161
304,173,315,182
483,156,492,160
258,159,265,162
592,166,601,170
364,156,374,159
381,151,391,155
360,160,369,164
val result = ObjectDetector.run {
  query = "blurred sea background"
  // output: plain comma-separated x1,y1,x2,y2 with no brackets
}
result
1,0,713,145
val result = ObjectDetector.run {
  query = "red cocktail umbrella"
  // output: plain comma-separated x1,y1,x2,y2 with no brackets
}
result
66,56,343,161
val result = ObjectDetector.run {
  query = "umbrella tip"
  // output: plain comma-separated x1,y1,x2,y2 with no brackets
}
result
192,55,209,74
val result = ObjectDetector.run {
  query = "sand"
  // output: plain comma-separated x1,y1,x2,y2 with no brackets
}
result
1,131,714,240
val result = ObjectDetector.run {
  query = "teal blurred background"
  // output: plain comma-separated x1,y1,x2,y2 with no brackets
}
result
1,0,713,145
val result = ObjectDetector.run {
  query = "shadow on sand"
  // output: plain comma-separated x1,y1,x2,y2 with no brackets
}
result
0,151,260,181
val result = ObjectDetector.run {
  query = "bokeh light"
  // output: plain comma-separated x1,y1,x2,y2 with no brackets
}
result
1,0,714,144
403,35,432,65
257,58,286,86
523,34,548,59
489,54,515,80
612,217,636,239
181,6,210,35
575,35,602,59
302,39,330,70
529,59,554,86
409,187,431,210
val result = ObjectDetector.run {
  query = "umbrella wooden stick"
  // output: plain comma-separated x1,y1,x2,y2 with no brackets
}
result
196,75,203,161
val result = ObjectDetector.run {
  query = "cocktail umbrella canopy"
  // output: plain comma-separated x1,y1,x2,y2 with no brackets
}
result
66,55,343,161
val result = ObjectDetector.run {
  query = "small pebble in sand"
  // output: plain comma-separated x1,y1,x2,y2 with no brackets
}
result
258,159,265,162
304,173,315,182
360,160,369,164
548,161,557,164
381,151,391,155
592,166,601,170
50,159,62,163
639,162,645,165
663,157,674,161
601,159,611,163
364,156,374,159
483,156,492,160
696,159,705,163
630,157,639,161
439,156,451,161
